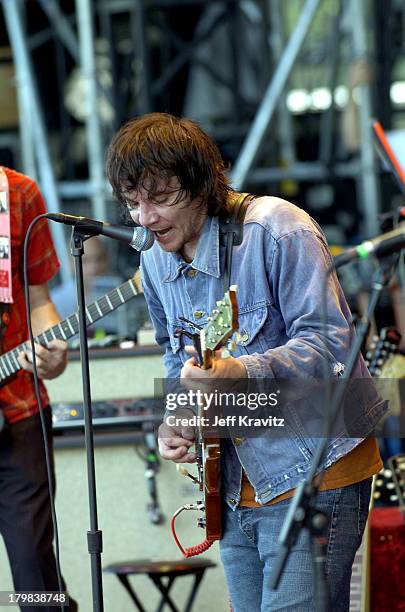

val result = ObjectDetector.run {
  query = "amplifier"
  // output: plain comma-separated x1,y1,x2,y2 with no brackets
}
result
51,397,164,448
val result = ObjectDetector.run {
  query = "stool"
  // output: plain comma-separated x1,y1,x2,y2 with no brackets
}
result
104,558,216,612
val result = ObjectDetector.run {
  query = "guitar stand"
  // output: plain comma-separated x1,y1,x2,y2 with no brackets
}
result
71,228,104,612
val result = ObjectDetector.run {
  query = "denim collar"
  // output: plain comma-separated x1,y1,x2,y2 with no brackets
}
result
163,216,221,282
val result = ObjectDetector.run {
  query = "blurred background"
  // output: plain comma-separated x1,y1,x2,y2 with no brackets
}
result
0,0,404,261
0,1,404,610
1,0,405,341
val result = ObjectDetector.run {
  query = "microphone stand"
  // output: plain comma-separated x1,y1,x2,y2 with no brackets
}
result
143,425,164,525
268,255,397,611
71,228,104,612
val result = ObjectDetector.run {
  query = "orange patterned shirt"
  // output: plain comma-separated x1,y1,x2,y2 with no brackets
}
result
0,168,60,424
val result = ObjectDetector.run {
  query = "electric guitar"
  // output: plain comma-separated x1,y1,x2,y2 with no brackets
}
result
0,271,142,388
172,285,238,555
349,327,403,610
196,284,238,542
364,326,402,377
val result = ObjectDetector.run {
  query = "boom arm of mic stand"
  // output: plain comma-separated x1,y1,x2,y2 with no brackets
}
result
268,255,397,609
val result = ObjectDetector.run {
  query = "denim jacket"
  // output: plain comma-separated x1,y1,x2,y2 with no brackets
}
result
141,196,386,507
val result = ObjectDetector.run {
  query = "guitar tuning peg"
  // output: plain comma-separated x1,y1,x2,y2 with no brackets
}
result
176,465,198,484
227,340,236,352
216,300,224,307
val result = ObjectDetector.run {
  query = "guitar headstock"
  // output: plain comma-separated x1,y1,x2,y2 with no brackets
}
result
388,454,405,512
365,327,401,377
200,285,238,370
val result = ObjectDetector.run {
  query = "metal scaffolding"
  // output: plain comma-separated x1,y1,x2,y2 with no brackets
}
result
231,0,381,236
1,0,394,246
2,0,71,281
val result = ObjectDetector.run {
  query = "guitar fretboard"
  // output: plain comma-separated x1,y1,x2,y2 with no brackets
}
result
0,277,140,384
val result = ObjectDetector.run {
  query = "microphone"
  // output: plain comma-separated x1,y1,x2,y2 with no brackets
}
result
46,212,154,251
333,224,405,268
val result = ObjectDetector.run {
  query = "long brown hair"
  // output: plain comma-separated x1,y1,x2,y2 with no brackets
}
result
106,113,233,218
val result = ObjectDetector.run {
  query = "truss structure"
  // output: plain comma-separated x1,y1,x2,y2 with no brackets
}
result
1,0,401,272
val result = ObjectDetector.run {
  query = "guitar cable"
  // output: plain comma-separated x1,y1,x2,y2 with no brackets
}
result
23,214,64,612
171,503,213,557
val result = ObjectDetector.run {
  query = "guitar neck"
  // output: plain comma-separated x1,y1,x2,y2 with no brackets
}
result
0,276,140,384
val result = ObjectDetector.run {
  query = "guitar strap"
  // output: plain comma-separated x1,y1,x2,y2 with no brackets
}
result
219,192,255,292
0,167,11,356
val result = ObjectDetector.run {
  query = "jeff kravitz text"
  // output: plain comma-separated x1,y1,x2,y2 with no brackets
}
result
166,414,285,427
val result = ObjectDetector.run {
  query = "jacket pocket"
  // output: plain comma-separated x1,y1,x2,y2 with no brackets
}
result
236,302,273,354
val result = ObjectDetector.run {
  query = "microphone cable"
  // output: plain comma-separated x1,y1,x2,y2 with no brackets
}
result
23,214,64,612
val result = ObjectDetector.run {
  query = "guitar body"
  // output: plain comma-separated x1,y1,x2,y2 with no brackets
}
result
202,434,222,541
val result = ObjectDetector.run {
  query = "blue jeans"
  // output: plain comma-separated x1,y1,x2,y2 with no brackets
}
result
220,479,371,612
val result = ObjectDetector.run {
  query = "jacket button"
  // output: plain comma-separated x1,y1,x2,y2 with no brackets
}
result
240,331,249,342
194,310,205,319
187,269,198,278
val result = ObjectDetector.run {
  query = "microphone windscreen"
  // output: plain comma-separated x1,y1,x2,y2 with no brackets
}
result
131,227,154,251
